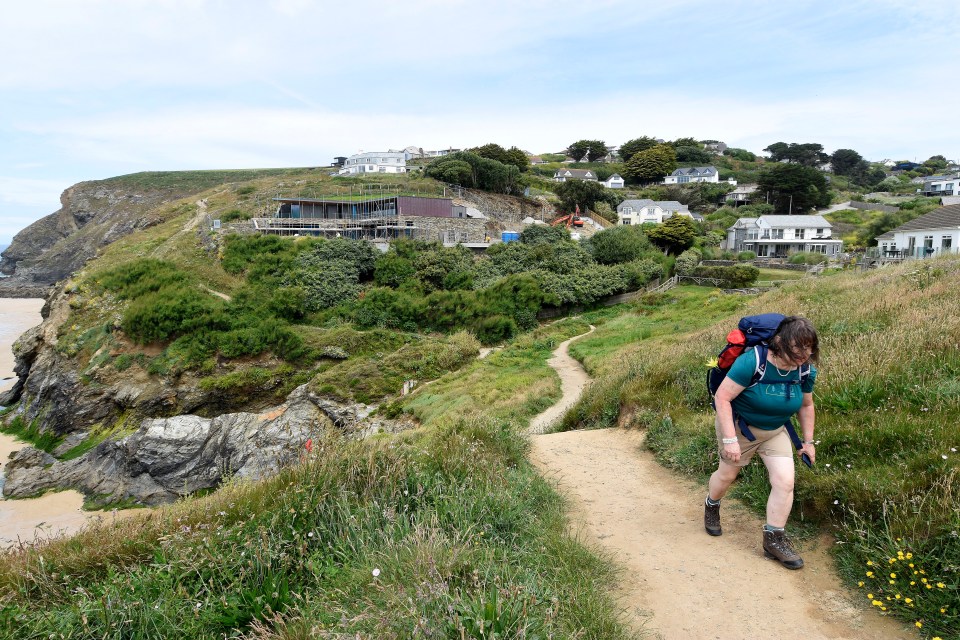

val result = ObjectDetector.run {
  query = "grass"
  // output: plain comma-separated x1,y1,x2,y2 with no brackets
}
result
557,257,960,639
0,331,635,640
756,267,807,281
0,415,62,454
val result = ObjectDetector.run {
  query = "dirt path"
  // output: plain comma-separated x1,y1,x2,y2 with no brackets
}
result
528,331,913,640
527,325,594,435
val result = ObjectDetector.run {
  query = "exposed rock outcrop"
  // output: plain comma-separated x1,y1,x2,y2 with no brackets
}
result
3,385,404,505
0,180,211,297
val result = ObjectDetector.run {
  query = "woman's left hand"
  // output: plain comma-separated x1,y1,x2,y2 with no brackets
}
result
800,442,816,464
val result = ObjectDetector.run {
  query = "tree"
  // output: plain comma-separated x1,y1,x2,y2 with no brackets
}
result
469,143,529,172
586,225,652,264
520,225,569,246
618,136,659,163
425,152,522,194
830,149,864,176
763,142,827,167
757,164,831,213
669,137,700,149
553,179,618,214
923,155,948,172
723,147,757,162
675,145,713,164
645,215,696,255
623,144,677,183
566,139,608,162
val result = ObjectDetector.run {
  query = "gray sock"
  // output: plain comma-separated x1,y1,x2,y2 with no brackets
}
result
764,524,784,533
706,496,721,507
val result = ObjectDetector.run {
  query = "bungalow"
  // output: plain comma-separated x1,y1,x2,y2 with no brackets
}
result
724,184,758,205
664,166,719,184
725,215,842,257
874,203,960,259
617,199,692,225
601,173,625,189
528,156,546,165
704,142,728,154
554,168,598,182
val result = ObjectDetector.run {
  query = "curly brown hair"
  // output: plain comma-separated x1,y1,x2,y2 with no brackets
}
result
769,316,819,364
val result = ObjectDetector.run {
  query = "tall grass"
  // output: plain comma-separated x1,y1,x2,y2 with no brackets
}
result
562,259,960,638
0,318,634,639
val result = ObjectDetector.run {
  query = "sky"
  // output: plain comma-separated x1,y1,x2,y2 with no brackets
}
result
1,0,959,243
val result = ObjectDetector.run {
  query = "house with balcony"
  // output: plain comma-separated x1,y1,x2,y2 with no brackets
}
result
339,151,407,175
663,166,719,184
617,199,692,225
724,184,757,205
873,203,960,259
920,173,959,197
554,168,598,182
725,215,842,257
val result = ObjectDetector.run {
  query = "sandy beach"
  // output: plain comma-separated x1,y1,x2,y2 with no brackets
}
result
0,298,45,395
0,297,138,548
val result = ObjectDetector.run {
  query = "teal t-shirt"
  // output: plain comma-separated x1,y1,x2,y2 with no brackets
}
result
726,348,817,430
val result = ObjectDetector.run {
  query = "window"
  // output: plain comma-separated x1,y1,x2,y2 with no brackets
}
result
816,228,824,236
679,176,690,183
623,219,631,225
796,228,805,239
622,207,633,215
942,236,952,249
771,229,784,239
379,167,386,172
810,244,825,253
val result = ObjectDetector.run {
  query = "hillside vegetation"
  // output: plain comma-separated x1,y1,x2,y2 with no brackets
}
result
562,258,960,638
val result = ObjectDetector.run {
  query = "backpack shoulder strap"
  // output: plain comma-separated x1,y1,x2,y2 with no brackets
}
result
750,345,768,386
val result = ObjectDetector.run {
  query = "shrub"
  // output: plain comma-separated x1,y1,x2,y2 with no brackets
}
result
692,264,759,288
788,252,829,265
675,248,702,276
475,315,518,344
286,259,361,312
122,288,224,344
97,259,189,299
374,253,416,288
737,251,756,261
520,225,569,245
586,225,652,265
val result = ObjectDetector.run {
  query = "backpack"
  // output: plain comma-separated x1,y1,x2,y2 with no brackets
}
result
707,313,810,450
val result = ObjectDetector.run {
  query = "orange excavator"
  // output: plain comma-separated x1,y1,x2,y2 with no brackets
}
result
550,205,584,228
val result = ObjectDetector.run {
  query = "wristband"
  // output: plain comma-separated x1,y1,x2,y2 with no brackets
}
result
804,440,816,445
721,437,737,445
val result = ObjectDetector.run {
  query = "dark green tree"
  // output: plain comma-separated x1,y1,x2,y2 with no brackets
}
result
623,144,677,183
585,225,652,264
764,142,827,167
675,146,713,164
923,155,949,172
757,164,831,213
469,143,530,172
830,149,865,176
554,179,619,214
723,148,757,162
669,137,700,149
618,136,659,163
566,139,608,162
645,215,697,255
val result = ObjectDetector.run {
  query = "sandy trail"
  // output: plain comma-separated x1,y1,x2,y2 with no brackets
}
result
528,330,912,640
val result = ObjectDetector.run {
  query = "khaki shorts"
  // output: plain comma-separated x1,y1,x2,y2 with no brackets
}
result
715,415,793,467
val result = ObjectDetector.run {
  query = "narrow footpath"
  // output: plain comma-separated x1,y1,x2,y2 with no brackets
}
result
527,329,913,640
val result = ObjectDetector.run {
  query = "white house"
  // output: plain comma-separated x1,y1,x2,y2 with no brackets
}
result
339,151,407,175
664,166,719,184
401,146,461,160
617,199,692,225
920,173,959,197
875,204,960,259
554,169,598,182
725,215,842,257
725,184,757,205
602,173,625,189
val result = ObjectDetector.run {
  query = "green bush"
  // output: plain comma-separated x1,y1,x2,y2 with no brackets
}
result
692,264,759,288
122,288,225,344
475,315,518,344
788,252,828,265
97,259,189,299
519,225,569,245
586,225,652,265
374,253,416,288
675,248,702,276
737,251,756,261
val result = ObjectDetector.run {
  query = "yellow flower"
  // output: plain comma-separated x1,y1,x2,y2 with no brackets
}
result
937,582,945,588
921,578,928,583
926,584,933,589
910,581,916,585
905,598,913,604
872,600,882,606
866,571,874,577
706,357,719,368
915,621,922,628
889,580,896,585
933,637,943,640
890,573,897,578
889,558,896,564
941,608,947,614
909,563,914,568
857,581,864,587
906,552,913,559
867,593,874,599
866,560,874,566
895,594,901,599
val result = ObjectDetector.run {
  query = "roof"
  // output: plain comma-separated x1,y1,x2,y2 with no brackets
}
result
618,199,655,210
670,166,718,177
885,204,960,234
727,217,759,230
555,169,596,179
940,196,960,206
923,173,959,183
617,199,688,212
758,215,832,228
729,185,758,195
605,173,623,180
659,201,689,212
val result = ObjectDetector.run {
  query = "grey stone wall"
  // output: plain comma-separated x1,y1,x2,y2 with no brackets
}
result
399,215,488,243
849,201,899,214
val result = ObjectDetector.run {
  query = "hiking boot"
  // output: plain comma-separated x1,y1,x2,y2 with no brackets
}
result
704,500,722,536
763,528,804,569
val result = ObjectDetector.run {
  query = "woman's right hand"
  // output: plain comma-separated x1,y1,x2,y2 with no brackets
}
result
723,441,741,463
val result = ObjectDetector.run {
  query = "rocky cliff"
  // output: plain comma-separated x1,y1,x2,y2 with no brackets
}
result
0,180,207,298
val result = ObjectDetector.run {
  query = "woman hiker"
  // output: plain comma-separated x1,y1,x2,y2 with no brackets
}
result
704,316,819,569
